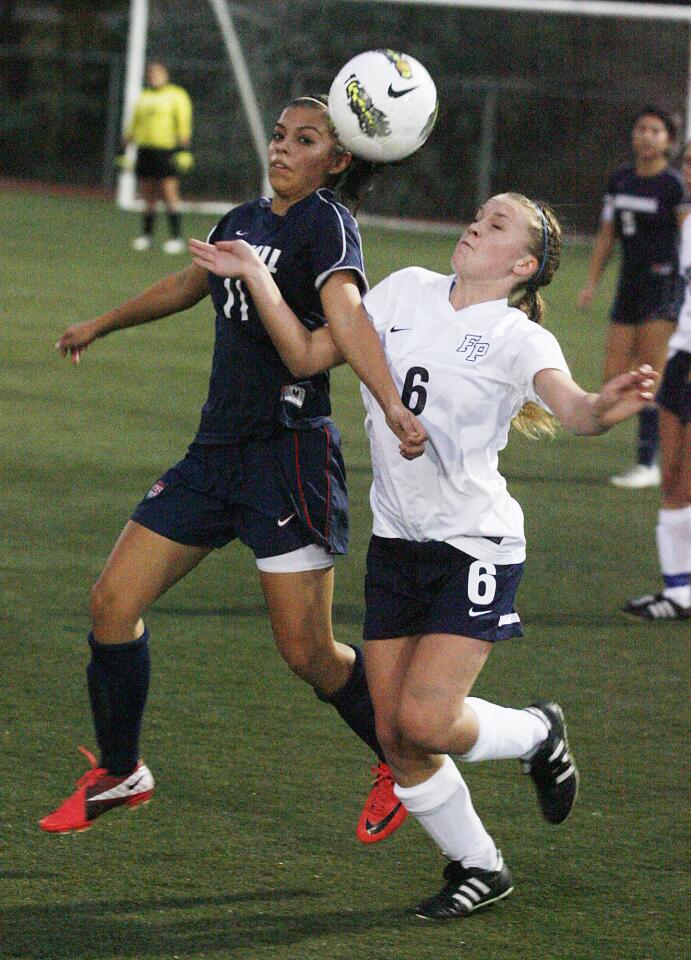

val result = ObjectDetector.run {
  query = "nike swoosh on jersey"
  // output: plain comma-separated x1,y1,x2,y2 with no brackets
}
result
365,802,403,834
390,325,412,333
468,608,493,617
235,230,249,236
388,84,419,98
277,513,296,527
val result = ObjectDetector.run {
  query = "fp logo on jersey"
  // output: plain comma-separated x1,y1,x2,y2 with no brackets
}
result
457,334,489,362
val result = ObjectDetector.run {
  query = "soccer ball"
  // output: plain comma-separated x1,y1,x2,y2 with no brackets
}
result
327,49,438,163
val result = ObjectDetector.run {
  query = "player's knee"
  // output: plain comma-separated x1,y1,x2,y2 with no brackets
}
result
373,715,401,760
396,697,445,753
89,577,138,634
277,639,321,683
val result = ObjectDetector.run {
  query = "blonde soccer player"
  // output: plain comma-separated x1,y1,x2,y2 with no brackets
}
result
198,191,659,918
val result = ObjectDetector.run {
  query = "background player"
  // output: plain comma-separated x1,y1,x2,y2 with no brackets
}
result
622,140,690,621
189,192,658,920
124,60,193,254
43,95,424,843
577,107,685,488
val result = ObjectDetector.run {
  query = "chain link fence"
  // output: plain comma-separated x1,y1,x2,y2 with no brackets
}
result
1,1,688,231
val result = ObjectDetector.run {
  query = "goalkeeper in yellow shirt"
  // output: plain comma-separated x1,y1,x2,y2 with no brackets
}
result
124,61,193,254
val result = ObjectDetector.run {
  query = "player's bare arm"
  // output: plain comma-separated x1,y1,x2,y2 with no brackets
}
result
534,364,659,435
576,220,616,308
319,271,427,458
188,237,343,376
56,264,209,364
190,238,427,459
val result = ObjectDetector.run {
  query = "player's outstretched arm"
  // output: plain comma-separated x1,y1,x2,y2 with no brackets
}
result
534,365,659,435
189,237,344,376
319,273,427,459
188,238,426,459
55,264,209,364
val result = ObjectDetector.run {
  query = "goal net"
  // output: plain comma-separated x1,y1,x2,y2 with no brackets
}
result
119,0,691,232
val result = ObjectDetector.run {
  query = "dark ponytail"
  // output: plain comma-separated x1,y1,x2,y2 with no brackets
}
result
290,94,379,213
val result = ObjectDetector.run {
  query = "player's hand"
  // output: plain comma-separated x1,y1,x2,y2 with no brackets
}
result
592,364,659,428
576,284,595,309
385,402,427,459
188,238,264,280
54,320,100,365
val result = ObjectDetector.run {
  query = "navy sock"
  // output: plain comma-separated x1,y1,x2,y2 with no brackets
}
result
142,213,154,237
167,212,181,238
316,645,385,762
86,630,151,776
637,407,658,467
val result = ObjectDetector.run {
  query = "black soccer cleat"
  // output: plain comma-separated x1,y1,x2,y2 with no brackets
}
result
415,853,513,920
522,701,579,824
621,593,690,622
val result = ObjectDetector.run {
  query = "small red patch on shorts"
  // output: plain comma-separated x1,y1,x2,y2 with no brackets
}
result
146,480,166,499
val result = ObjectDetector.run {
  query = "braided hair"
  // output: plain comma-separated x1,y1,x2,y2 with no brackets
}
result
498,193,563,438
289,95,378,212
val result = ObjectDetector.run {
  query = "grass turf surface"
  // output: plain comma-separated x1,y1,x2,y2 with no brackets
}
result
0,190,687,959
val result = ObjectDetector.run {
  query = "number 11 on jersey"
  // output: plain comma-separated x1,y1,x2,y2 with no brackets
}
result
223,277,249,322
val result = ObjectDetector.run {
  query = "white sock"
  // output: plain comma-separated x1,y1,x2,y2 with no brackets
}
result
394,756,498,869
460,697,548,762
656,507,691,608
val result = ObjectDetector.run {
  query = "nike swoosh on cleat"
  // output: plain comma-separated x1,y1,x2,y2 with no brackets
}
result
365,802,403,835
468,608,492,617
277,513,296,527
388,84,419,98
127,775,145,791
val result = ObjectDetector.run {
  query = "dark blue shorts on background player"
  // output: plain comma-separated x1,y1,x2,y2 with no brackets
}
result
610,271,684,326
363,535,524,643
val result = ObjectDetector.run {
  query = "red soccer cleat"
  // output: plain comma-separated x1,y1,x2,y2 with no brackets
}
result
356,761,408,844
39,746,155,834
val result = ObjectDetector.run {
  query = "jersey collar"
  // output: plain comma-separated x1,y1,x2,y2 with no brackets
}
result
445,278,509,322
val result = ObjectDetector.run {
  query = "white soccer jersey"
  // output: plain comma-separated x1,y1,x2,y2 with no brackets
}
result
668,213,691,355
361,268,570,564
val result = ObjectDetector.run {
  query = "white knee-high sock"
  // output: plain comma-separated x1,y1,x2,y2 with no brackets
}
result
656,507,691,608
461,697,548,762
394,756,498,869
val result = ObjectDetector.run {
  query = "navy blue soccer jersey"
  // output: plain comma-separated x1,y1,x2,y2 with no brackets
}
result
602,164,685,278
194,188,367,444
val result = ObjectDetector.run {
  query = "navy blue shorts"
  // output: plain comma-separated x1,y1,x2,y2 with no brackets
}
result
610,272,684,325
656,350,690,425
131,423,348,558
135,147,176,179
363,535,524,642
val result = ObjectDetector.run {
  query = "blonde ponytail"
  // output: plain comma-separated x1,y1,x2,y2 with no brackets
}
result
499,194,563,438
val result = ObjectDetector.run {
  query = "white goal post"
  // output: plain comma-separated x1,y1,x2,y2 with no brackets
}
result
117,0,691,225
117,0,270,213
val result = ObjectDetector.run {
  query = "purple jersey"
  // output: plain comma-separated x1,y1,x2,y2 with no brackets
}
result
602,164,685,279
195,188,367,444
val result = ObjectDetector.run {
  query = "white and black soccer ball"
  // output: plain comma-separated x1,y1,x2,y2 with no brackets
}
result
327,49,438,163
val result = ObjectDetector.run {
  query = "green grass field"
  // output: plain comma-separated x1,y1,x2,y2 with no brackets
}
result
0,190,686,960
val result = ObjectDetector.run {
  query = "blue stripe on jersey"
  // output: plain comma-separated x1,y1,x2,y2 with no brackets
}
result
194,189,366,444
